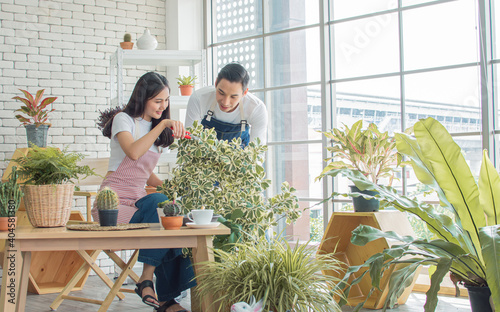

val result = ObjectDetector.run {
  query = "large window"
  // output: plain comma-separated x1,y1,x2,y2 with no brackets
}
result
207,0,497,240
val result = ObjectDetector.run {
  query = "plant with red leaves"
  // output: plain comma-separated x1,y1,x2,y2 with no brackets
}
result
12,89,57,126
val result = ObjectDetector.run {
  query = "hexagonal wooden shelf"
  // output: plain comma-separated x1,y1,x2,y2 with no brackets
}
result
318,211,420,309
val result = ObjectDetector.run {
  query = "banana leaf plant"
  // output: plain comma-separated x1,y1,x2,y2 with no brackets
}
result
319,117,499,312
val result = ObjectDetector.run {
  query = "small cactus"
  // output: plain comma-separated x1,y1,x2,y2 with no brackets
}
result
123,33,132,42
159,199,181,216
95,187,119,210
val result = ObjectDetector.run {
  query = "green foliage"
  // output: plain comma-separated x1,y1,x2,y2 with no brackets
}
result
309,216,324,242
159,199,182,216
176,75,197,86
195,235,344,312
12,89,57,126
318,120,399,184
158,121,301,251
13,145,96,185
325,117,500,312
123,33,131,42
95,187,119,210
0,167,24,217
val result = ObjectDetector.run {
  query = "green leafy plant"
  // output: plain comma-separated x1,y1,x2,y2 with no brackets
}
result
195,235,344,312
123,33,131,42
324,117,500,312
12,89,57,126
95,187,119,210
12,145,96,185
0,167,24,217
159,199,182,216
319,120,399,184
176,75,197,86
158,121,301,251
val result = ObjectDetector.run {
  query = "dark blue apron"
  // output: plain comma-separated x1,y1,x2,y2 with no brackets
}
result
201,100,250,147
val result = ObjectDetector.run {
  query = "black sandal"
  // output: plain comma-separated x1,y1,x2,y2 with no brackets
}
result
134,280,160,309
156,299,188,312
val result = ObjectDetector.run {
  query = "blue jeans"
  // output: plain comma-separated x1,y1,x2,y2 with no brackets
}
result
129,193,196,302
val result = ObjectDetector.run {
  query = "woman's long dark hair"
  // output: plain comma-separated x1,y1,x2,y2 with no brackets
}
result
99,72,174,147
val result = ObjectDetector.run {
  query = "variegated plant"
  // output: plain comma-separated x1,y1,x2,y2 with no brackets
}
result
319,120,399,184
323,117,499,312
158,121,301,250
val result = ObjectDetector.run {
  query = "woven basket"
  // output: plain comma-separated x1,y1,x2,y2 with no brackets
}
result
23,184,75,228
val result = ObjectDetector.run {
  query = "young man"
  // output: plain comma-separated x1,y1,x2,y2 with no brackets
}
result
185,63,268,146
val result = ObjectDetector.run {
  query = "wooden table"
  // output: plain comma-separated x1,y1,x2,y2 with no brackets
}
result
0,224,230,312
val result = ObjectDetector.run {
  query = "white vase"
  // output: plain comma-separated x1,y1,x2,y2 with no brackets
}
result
136,29,158,50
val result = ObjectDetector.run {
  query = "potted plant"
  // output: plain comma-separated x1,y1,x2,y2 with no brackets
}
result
12,145,96,228
0,166,24,231
176,75,197,96
158,198,183,230
158,121,301,250
195,235,345,312
12,88,57,148
95,187,119,226
120,33,133,49
317,120,399,212
325,117,499,312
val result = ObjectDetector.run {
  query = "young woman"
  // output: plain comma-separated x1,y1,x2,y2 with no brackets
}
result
93,72,193,312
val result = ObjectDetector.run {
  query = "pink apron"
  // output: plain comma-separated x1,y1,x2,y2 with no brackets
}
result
92,120,162,224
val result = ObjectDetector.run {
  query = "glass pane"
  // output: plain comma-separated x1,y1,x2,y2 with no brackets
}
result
402,0,437,6
308,201,324,242
403,0,479,71
404,66,481,132
331,0,396,20
267,86,323,142
494,64,500,131
268,28,320,87
266,0,319,32
267,143,323,199
333,76,402,135
212,0,263,43
494,0,500,58
332,13,399,79
213,39,265,89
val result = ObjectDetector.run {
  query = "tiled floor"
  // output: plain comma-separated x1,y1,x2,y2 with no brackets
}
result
1,272,473,312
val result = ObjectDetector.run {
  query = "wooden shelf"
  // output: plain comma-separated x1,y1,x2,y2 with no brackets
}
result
111,49,203,66
318,211,420,309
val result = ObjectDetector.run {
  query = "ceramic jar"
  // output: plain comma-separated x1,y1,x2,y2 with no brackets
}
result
136,29,158,50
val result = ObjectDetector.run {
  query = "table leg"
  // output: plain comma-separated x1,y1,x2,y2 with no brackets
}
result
191,235,215,312
16,251,31,312
1,234,23,312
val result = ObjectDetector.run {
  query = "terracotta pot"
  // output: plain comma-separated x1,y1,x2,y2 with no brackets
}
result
161,216,183,230
0,216,17,231
179,85,194,96
120,42,134,49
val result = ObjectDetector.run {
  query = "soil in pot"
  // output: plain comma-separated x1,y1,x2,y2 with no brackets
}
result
161,216,183,230
349,185,380,212
465,284,493,312
98,210,119,226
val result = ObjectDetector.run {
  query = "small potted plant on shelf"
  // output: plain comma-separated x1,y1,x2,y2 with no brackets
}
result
120,33,133,49
316,120,399,212
12,89,57,148
12,145,96,228
330,117,499,312
95,187,119,226
176,75,197,96
158,198,183,230
0,167,24,231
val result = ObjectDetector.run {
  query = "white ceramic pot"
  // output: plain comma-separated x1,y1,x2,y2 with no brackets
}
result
136,29,158,50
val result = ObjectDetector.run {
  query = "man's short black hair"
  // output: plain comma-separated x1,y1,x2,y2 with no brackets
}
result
216,63,250,90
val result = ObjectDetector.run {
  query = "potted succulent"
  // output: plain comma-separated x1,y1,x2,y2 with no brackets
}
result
317,120,399,212
95,187,119,226
12,145,96,228
327,117,499,312
158,121,301,251
195,234,345,312
158,198,183,230
176,75,197,96
120,33,133,49
0,167,24,231
12,88,57,147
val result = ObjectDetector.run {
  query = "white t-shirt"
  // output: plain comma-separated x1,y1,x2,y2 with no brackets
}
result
108,112,160,171
185,86,268,144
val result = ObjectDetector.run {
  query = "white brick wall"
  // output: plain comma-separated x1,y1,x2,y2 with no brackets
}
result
0,0,175,274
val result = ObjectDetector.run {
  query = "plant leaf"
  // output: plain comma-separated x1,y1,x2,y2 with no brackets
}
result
423,258,452,312
478,225,500,310
479,150,500,226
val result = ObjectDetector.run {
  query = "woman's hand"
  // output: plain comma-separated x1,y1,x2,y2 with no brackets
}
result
162,119,186,139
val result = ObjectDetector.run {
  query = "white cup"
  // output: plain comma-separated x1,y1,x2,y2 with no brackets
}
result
187,209,213,225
